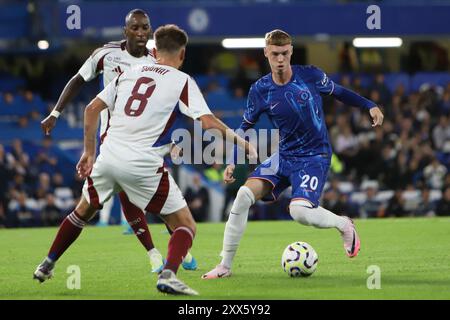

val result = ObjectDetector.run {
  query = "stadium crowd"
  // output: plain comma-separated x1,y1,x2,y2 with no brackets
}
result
0,55,449,227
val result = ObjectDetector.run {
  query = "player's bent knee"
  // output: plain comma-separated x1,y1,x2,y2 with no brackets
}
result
289,200,314,226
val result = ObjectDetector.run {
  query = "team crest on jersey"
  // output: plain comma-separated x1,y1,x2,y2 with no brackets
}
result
297,90,311,104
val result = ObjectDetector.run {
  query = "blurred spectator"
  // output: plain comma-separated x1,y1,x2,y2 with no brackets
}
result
329,153,344,176
386,152,415,189
34,136,58,175
0,144,11,218
440,85,450,115
359,48,383,73
432,115,450,152
414,188,436,217
17,116,29,128
444,174,450,190
52,173,75,211
204,162,224,183
322,185,351,216
360,186,382,218
381,190,407,218
338,42,359,73
1,92,25,116
423,157,447,190
335,125,359,155
21,89,47,115
6,139,30,176
230,67,253,94
351,76,369,97
35,172,52,195
33,172,52,208
185,174,210,222
40,193,64,226
8,173,31,200
205,80,226,95
0,204,5,228
239,54,262,83
329,113,348,147
408,41,449,73
210,52,239,77
335,125,359,174
372,73,391,105
8,192,38,227
435,186,450,216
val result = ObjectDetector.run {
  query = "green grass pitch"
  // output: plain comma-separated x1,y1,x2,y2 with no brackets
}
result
1,217,450,300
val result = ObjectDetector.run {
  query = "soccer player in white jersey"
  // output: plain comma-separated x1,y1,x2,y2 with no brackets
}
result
34,24,257,295
40,9,197,273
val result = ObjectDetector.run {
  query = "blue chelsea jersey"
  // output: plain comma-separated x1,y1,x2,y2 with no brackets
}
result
242,65,335,159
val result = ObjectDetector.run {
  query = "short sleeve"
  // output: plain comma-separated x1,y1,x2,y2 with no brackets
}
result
311,66,335,95
178,76,212,120
242,85,263,125
78,48,107,82
96,74,120,111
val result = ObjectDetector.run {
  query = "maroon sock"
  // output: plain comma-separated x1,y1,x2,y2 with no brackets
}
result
119,191,155,252
165,227,194,273
47,211,86,261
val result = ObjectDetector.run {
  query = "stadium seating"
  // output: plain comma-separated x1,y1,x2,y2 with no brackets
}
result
0,70,449,226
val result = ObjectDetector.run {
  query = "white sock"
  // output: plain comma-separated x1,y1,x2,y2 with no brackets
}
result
289,200,348,232
98,197,114,224
183,251,192,263
148,247,161,258
220,186,255,269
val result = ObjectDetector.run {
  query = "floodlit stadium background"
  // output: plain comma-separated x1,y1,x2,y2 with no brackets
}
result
0,0,449,228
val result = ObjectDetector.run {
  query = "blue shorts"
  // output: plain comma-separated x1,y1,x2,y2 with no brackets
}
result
248,153,330,207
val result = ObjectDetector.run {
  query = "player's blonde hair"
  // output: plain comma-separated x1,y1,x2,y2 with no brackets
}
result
265,29,292,46
154,24,188,53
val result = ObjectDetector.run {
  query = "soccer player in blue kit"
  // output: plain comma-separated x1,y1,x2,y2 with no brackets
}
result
203,29,384,279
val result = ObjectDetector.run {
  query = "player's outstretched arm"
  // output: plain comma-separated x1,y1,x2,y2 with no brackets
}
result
41,74,86,135
330,83,384,127
199,114,258,161
199,114,256,185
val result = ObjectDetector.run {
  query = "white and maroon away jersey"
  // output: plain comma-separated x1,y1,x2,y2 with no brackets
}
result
78,40,156,134
96,63,213,168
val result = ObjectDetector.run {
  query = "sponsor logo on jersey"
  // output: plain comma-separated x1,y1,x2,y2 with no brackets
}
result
112,56,131,67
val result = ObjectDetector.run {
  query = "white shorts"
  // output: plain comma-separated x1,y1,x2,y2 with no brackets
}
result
81,154,187,215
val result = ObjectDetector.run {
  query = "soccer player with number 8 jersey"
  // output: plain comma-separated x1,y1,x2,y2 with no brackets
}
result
34,24,256,295
39,9,198,275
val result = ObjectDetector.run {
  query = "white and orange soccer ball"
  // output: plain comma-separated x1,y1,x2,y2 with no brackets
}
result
281,241,318,277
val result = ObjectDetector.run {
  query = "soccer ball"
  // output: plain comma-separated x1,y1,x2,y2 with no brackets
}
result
281,241,318,277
